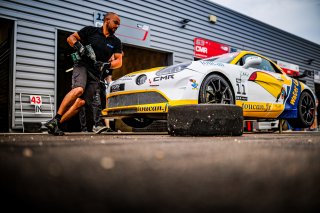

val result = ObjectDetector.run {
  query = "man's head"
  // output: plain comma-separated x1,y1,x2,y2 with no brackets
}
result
103,12,120,35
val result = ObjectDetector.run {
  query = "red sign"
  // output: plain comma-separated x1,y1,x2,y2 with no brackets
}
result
277,60,299,76
194,38,230,59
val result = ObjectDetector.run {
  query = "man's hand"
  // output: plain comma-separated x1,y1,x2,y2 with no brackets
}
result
94,61,111,72
74,41,85,56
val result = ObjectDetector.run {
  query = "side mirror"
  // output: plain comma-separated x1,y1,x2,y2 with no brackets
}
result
243,56,262,69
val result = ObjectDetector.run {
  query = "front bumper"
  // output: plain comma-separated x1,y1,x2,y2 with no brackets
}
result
102,90,198,119
102,90,169,119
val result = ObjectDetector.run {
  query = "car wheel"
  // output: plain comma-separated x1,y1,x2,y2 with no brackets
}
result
122,117,154,128
287,91,315,128
199,74,235,104
167,104,243,136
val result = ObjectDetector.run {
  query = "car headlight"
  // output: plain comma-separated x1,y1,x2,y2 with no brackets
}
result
136,74,147,85
155,62,191,76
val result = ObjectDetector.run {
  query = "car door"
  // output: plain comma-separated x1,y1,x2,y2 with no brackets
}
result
238,54,290,118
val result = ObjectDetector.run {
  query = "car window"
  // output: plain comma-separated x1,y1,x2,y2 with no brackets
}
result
204,52,240,64
259,59,276,72
239,54,282,73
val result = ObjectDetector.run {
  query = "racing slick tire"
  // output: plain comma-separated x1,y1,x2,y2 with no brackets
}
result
167,104,243,136
122,117,154,128
287,91,315,128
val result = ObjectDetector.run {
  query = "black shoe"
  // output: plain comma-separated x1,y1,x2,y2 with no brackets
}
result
93,125,108,134
45,118,65,136
52,126,65,136
44,118,57,132
105,127,115,132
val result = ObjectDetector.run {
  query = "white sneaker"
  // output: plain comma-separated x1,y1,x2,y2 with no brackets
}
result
93,126,108,134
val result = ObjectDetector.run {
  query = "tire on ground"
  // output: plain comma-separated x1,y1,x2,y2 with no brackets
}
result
167,104,243,136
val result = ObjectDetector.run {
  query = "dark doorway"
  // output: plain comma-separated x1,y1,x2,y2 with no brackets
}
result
57,30,80,132
112,44,173,80
0,18,14,132
57,30,172,132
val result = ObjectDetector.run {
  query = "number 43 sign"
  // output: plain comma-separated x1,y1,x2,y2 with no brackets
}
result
30,95,42,114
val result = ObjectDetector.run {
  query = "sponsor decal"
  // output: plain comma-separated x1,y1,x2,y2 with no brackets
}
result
137,104,167,112
120,74,136,81
240,71,249,78
110,83,125,93
199,61,224,66
153,74,174,82
279,81,301,119
289,79,300,105
236,96,248,101
148,78,159,87
273,103,283,109
280,87,286,99
242,103,271,111
190,79,198,89
107,44,114,49
276,87,287,103
238,101,285,118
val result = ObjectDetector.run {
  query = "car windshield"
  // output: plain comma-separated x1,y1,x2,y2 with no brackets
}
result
203,52,240,64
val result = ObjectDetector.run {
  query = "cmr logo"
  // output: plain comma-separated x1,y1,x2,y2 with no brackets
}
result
195,46,207,54
153,74,174,82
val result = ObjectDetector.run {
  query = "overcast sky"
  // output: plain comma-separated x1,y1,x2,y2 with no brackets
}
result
209,0,320,45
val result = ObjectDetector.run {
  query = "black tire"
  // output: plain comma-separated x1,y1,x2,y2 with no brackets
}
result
167,104,243,136
199,74,235,104
287,91,315,128
122,117,153,128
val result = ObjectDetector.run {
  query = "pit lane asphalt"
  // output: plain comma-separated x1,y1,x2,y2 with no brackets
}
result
0,131,319,213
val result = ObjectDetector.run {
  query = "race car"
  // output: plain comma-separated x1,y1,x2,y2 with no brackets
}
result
102,51,316,129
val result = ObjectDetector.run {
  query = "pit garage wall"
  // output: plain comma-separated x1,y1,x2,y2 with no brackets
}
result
0,0,320,130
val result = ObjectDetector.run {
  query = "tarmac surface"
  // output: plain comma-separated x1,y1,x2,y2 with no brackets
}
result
0,131,320,212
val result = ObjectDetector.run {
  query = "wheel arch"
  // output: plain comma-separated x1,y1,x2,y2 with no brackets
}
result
198,71,236,104
300,88,316,103
287,87,316,128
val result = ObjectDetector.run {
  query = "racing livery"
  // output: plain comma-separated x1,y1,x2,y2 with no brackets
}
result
103,51,315,129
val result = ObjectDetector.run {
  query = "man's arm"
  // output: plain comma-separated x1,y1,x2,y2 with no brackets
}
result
110,52,122,69
67,32,81,47
67,32,85,55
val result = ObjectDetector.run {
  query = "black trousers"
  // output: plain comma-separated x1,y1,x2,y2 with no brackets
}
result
79,82,106,131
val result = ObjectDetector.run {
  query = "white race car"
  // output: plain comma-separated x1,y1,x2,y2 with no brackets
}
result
103,51,316,129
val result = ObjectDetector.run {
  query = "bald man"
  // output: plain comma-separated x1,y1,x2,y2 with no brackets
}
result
45,12,123,135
